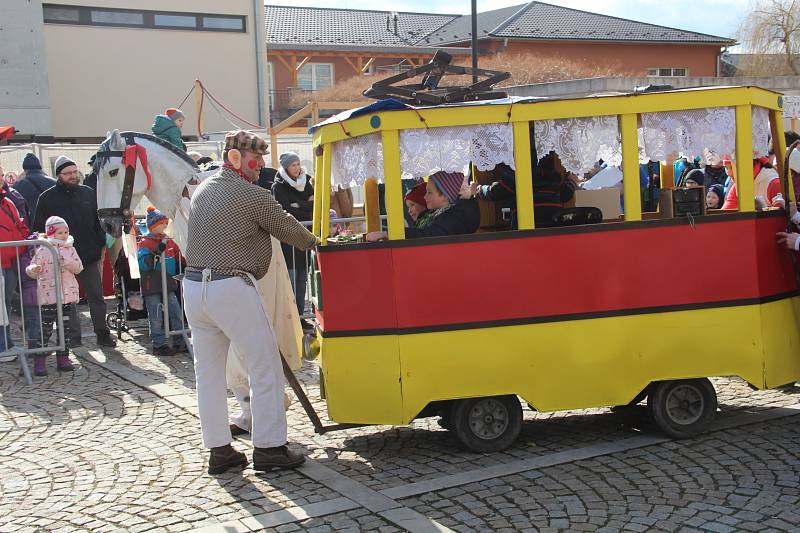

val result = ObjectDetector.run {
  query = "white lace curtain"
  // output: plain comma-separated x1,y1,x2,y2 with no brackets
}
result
783,95,800,119
533,115,623,176
330,133,384,189
399,123,515,177
640,107,736,162
751,106,770,159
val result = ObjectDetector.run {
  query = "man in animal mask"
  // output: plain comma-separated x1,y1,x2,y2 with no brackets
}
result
183,130,317,475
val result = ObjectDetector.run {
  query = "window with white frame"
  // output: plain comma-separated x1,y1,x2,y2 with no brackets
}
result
297,63,333,91
647,68,688,77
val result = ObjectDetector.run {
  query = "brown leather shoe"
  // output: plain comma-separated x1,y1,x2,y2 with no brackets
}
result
208,444,248,475
229,423,249,437
253,445,305,471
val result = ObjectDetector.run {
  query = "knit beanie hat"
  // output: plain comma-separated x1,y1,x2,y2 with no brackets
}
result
279,151,300,170
404,181,427,208
165,108,185,122
54,155,77,176
707,184,724,208
428,171,464,204
22,153,42,171
45,215,68,236
146,205,168,231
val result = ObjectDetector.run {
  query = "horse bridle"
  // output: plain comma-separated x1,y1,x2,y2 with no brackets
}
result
96,133,138,231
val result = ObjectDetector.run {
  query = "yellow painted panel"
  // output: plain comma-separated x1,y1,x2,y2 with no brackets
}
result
313,87,782,145
760,298,800,388
320,143,332,242
620,113,642,221
321,300,800,425
320,335,404,424
381,129,406,241
513,121,535,230
735,105,755,213
312,150,323,236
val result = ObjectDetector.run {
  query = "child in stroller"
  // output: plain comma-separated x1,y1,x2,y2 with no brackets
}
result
106,246,148,339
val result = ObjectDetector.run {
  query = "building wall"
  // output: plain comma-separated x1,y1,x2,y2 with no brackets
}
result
0,0,53,136
481,40,722,77
42,0,266,139
267,53,429,105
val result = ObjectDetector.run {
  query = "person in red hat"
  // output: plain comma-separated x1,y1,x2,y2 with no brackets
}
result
151,108,186,151
404,181,433,229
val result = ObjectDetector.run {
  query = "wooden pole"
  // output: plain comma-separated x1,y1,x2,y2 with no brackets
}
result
270,128,278,168
471,0,478,84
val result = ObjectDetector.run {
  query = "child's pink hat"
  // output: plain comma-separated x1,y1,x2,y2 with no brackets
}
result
45,216,68,236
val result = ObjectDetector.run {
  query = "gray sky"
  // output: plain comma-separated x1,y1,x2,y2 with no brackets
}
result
276,0,752,43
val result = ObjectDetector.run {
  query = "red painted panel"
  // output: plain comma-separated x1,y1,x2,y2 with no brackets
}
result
319,216,797,333
317,247,397,332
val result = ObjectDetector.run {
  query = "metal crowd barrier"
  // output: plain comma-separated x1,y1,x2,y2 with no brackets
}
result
157,248,192,354
0,240,65,385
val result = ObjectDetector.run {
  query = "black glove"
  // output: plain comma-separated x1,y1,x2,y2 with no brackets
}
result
156,241,167,254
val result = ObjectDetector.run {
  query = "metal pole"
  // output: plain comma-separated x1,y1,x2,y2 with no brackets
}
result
471,0,478,84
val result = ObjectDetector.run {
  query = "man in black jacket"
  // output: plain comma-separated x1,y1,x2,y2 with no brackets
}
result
15,153,56,220
33,156,116,347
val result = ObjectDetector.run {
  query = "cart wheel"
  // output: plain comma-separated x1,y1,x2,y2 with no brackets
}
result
647,378,717,439
106,312,119,331
451,395,522,453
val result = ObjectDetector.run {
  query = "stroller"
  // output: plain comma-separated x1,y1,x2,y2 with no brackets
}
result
106,250,148,340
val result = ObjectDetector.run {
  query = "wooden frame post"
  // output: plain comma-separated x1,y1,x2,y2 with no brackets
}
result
512,121,534,230
620,113,642,221
320,143,332,243
735,105,755,213
381,129,405,240
312,144,324,236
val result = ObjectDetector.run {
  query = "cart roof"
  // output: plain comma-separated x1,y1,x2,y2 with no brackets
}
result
309,85,782,135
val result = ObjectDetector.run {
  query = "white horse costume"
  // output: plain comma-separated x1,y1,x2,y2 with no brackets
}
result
95,131,302,427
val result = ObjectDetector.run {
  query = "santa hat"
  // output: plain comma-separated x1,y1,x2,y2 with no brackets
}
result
146,206,168,231
428,171,464,204
165,108,185,122
404,181,427,208
753,156,771,178
45,215,68,237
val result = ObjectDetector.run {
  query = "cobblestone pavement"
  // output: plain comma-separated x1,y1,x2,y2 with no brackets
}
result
1,305,799,532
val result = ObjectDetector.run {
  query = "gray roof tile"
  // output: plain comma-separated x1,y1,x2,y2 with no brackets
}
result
265,5,458,48
425,1,734,45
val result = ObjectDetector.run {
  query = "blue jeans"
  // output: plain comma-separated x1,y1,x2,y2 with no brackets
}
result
287,267,308,317
144,292,184,347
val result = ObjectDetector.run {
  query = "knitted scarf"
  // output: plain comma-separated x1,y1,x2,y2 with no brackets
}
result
278,166,307,192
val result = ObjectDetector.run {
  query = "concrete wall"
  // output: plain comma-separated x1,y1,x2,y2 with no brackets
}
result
504,75,800,98
41,0,266,139
0,0,53,136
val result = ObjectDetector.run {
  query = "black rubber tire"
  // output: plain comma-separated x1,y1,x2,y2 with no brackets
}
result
647,379,717,439
451,395,522,453
106,312,119,331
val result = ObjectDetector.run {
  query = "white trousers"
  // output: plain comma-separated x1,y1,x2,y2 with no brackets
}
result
183,276,286,449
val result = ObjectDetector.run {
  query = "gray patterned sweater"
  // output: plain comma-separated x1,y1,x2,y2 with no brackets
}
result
186,168,317,280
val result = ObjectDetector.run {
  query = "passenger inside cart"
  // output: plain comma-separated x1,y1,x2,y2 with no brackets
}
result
366,171,480,241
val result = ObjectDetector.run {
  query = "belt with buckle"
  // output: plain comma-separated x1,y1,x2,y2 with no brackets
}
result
183,270,237,282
